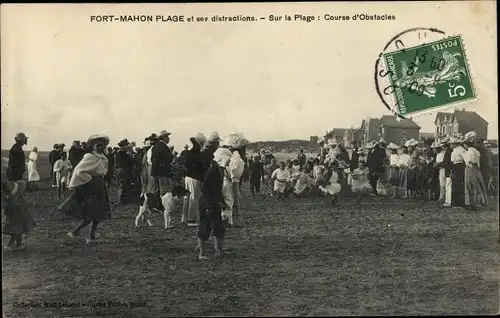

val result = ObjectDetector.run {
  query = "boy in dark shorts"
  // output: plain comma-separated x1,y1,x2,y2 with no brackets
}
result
197,154,229,260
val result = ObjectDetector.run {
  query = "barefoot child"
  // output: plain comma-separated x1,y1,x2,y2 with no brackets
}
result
197,149,230,260
2,180,35,251
54,152,72,201
271,162,291,200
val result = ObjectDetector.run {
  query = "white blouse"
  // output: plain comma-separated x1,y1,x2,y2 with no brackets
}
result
435,152,445,163
389,154,400,166
228,151,245,183
462,147,481,167
397,154,411,167
28,151,38,162
146,147,153,164
272,168,291,182
451,146,466,163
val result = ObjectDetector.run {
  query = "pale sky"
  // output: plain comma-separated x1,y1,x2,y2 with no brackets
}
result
1,2,497,151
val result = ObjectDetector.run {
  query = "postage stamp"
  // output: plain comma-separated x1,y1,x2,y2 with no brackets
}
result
381,35,476,117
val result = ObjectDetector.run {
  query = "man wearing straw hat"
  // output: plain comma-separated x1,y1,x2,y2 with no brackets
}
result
201,132,222,173
151,130,175,196
182,133,207,226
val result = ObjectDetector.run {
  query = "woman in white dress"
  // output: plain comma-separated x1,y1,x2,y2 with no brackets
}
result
27,147,41,186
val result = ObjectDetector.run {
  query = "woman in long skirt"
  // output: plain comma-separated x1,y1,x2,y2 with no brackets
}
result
59,134,111,244
462,132,488,208
450,137,466,207
397,146,410,199
387,143,400,198
27,147,41,186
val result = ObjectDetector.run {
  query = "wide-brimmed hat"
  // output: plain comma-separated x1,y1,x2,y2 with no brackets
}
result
464,131,477,141
213,148,232,167
208,132,221,142
430,141,441,148
386,142,399,150
366,140,378,149
405,138,418,147
225,132,250,149
118,139,129,147
87,134,110,148
191,133,207,148
439,137,450,146
159,130,171,137
15,132,28,142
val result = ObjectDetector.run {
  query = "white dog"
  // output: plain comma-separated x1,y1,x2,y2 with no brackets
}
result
135,186,190,229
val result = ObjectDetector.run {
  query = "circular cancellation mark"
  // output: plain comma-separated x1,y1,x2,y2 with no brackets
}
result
374,27,447,119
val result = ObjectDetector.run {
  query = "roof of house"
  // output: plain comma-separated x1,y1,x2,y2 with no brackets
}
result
453,110,489,126
434,112,454,124
380,115,421,129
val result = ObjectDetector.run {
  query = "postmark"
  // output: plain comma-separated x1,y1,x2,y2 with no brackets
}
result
374,28,476,119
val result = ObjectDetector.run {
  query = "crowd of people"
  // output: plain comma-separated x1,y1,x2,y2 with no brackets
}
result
2,128,498,255
263,132,497,209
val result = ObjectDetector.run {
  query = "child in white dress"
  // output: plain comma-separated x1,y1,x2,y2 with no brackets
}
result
351,160,372,203
318,166,342,205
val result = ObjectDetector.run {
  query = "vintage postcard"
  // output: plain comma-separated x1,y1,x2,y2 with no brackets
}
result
1,2,498,317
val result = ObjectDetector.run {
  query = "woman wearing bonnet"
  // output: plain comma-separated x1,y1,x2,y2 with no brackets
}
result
462,131,488,209
59,134,111,244
221,132,249,228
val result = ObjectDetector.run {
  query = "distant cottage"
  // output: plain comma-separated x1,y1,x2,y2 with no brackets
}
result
435,109,488,140
360,115,421,146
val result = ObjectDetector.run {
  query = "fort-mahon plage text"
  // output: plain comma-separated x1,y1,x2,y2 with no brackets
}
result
90,13,396,23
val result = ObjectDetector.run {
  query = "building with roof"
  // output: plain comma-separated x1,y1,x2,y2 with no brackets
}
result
343,127,363,148
324,128,347,145
360,115,421,146
435,109,488,140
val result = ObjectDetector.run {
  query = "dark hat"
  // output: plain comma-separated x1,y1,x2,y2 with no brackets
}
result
15,132,28,142
118,139,129,147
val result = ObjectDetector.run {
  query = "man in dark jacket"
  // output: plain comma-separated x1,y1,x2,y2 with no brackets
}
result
151,130,174,196
475,139,490,188
350,142,360,171
69,141,84,167
248,154,265,197
441,138,453,207
200,132,221,173
6,133,28,182
48,144,62,187
182,136,206,225
366,141,386,195
297,149,307,168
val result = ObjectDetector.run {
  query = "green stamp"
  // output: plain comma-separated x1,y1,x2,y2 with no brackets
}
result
382,35,476,116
